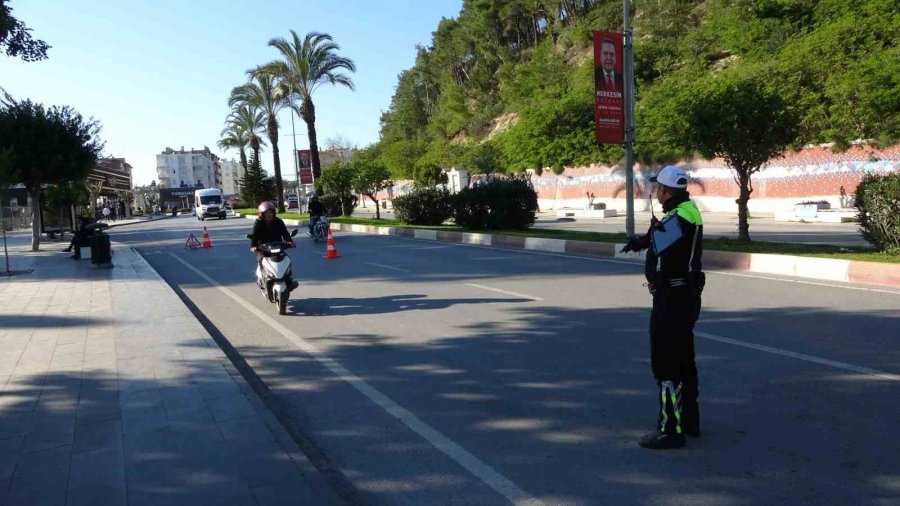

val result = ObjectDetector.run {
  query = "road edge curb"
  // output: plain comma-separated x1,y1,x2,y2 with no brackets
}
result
235,213,900,289
119,242,356,505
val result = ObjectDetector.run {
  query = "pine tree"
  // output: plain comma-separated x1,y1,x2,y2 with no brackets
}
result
239,152,271,205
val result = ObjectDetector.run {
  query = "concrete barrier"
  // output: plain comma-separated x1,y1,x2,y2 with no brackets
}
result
524,237,566,253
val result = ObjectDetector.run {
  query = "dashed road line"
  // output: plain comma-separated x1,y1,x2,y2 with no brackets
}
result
168,253,544,506
365,262,411,273
464,283,544,302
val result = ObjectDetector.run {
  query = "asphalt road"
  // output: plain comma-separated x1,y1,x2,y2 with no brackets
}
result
111,215,900,505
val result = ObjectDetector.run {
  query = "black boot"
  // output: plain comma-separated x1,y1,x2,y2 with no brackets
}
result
639,431,686,449
640,380,688,449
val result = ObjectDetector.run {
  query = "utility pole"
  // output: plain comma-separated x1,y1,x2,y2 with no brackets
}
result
623,0,636,238
289,85,300,194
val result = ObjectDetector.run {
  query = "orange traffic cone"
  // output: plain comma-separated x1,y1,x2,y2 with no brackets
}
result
323,226,339,259
201,226,213,248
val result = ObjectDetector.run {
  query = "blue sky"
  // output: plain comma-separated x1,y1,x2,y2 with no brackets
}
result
0,0,462,185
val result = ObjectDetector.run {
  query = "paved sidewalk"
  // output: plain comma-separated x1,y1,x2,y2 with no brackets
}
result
0,239,341,505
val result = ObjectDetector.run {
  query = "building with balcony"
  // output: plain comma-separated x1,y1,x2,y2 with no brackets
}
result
156,146,221,189
220,159,242,197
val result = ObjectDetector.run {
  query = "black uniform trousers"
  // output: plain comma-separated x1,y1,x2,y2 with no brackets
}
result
649,285,701,435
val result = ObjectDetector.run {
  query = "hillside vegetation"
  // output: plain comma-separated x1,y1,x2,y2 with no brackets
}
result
371,0,899,178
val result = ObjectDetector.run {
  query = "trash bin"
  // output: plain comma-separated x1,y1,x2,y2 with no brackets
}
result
90,230,112,267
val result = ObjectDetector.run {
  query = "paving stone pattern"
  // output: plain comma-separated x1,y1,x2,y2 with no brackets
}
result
0,241,339,505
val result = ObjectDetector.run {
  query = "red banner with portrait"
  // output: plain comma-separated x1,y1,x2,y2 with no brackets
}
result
593,31,624,145
297,150,313,184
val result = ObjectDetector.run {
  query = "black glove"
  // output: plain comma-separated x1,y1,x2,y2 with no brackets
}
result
621,234,651,253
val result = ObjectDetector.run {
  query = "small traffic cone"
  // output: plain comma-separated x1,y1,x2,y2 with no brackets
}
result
323,226,339,259
201,226,213,248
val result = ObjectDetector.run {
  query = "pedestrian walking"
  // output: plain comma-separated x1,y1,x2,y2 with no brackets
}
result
621,165,705,449
102,205,111,222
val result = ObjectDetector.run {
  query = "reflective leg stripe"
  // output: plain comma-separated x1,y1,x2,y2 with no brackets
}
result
660,381,683,434
672,383,683,435
659,387,668,432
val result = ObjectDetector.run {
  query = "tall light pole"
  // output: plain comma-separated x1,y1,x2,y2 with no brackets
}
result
289,84,300,193
623,0,636,238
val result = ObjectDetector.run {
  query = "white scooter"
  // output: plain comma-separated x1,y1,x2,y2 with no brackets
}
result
248,230,299,315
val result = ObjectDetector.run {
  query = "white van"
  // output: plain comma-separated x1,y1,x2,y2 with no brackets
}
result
194,188,226,220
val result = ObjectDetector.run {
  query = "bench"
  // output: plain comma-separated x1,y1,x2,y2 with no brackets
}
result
43,227,63,240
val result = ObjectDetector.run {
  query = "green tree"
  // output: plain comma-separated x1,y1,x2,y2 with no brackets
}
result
224,105,266,168
0,0,49,61
351,161,392,219
412,163,448,188
230,71,288,212
263,30,356,179
217,124,250,173
239,151,272,206
317,160,357,216
667,74,799,241
0,94,103,250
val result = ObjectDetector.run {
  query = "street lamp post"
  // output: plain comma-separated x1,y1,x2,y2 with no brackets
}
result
623,0,636,239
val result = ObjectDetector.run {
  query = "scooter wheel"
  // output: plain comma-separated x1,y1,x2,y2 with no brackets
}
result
277,293,287,315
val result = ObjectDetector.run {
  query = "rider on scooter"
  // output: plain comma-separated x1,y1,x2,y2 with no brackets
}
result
307,193,327,236
249,201,295,265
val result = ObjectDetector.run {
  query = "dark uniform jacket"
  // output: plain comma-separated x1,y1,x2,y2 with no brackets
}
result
308,199,326,218
644,193,704,294
249,217,292,249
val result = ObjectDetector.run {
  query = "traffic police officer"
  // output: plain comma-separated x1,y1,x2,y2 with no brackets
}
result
622,166,705,449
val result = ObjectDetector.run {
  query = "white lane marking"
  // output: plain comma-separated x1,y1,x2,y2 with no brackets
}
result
464,283,544,302
167,253,543,506
365,262,410,273
704,270,900,295
352,234,900,295
693,331,900,382
472,256,514,261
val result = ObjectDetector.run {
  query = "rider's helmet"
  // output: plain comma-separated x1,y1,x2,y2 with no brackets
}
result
257,201,275,219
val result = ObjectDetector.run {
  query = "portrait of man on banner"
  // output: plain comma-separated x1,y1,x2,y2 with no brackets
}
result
595,36,624,95
593,31,625,145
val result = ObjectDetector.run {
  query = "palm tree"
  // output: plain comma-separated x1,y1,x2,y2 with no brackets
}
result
217,125,249,173
225,104,266,169
263,30,356,179
229,72,287,212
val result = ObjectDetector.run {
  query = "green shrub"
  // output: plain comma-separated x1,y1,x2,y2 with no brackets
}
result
319,194,357,217
855,173,900,253
454,176,538,230
393,186,455,225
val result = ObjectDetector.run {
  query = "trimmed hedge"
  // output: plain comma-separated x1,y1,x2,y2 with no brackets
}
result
454,176,538,230
393,186,455,225
856,173,900,253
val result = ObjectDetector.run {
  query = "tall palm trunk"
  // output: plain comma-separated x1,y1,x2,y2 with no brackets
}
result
239,147,248,174
267,116,285,213
300,97,322,179
250,135,261,168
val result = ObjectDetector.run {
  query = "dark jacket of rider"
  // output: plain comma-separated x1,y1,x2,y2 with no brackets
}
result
249,217,293,249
